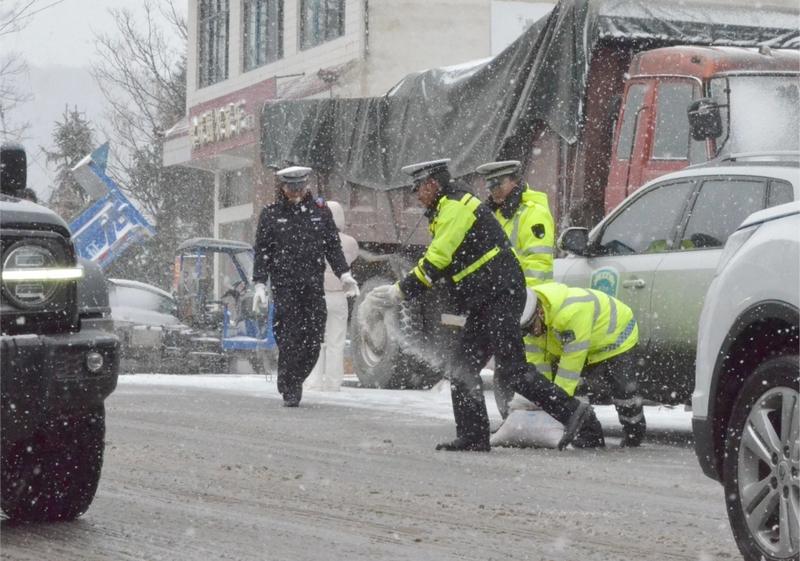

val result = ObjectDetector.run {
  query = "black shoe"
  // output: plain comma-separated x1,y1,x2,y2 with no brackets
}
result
283,398,300,407
572,413,606,449
620,424,645,447
557,402,593,451
435,437,490,452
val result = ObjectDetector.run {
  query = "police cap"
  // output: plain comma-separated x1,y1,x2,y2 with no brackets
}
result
401,158,451,189
476,160,521,190
276,165,312,185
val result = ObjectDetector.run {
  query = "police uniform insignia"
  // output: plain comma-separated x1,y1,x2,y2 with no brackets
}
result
556,330,576,345
532,223,546,239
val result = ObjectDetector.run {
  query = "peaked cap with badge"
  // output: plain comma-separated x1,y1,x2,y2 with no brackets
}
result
475,160,521,189
401,158,451,191
276,166,312,185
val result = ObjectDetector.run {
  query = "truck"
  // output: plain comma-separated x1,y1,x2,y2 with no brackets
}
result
0,143,120,521
259,0,800,389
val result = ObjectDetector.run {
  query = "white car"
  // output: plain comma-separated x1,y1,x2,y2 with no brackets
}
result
556,155,799,404
692,201,799,561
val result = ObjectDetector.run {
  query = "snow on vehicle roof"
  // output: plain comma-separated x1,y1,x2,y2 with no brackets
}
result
108,278,174,300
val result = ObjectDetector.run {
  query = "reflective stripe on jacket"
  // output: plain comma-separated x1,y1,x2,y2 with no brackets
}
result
493,185,554,287
399,191,509,301
523,282,639,396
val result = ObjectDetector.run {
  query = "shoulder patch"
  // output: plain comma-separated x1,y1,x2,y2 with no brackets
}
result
531,223,546,239
315,197,326,208
555,329,576,345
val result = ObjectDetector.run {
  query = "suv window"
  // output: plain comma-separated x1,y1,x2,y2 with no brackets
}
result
598,180,695,255
768,179,794,208
680,177,767,249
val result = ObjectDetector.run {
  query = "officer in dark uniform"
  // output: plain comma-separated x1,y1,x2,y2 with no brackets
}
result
252,166,360,407
369,159,596,451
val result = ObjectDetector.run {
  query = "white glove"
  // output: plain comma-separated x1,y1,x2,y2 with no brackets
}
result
340,272,360,298
252,282,269,312
369,283,403,307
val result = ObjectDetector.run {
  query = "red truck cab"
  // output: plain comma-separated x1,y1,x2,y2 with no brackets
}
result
605,46,800,213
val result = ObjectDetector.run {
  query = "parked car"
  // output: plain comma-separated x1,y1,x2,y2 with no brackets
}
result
692,201,799,561
108,278,188,373
556,154,799,404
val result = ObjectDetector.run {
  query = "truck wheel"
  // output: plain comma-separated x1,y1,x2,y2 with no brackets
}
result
1,407,106,522
723,355,799,561
350,277,442,389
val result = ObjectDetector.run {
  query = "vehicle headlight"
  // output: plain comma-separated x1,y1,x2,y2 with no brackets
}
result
715,225,758,276
1,244,82,309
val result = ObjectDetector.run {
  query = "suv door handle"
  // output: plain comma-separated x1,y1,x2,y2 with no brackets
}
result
622,278,646,289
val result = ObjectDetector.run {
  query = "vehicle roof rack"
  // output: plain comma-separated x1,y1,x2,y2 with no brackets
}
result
721,151,800,162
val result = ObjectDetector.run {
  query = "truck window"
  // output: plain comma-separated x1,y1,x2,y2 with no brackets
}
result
598,180,694,255
616,83,648,161
680,177,766,249
653,82,691,160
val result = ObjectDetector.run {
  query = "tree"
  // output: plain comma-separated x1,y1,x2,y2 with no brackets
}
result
92,1,212,288
44,106,94,219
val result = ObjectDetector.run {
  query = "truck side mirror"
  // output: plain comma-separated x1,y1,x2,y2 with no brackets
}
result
0,142,27,197
558,227,590,256
688,98,723,141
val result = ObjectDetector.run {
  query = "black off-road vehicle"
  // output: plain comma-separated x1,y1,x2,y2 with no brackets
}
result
1,143,119,522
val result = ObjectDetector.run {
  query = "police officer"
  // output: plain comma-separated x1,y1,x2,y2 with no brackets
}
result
476,159,555,418
369,159,596,451
520,282,647,447
252,166,360,407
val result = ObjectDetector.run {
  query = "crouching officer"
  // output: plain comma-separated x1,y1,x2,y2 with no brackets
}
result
369,159,595,451
252,166,359,407
520,282,647,447
476,159,555,419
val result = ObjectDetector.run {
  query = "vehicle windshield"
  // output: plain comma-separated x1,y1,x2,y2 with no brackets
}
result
109,284,176,315
711,74,800,154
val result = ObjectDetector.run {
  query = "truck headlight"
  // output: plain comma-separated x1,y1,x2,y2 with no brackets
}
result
1,245,82,308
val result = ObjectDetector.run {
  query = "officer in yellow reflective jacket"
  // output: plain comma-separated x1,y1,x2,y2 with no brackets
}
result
476,160,555,418
369,159,597,452
520,282,647,447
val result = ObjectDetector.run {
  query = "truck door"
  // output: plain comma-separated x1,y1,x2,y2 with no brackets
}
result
606,81,654,213
639,79,705,186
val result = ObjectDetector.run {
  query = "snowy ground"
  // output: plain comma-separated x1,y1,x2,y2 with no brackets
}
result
120,370,692,436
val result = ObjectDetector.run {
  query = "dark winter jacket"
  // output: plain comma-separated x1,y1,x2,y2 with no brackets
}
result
253,192,349,288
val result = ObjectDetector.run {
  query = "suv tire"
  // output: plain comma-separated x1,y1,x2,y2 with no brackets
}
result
723,355,799,561
1,407,106,522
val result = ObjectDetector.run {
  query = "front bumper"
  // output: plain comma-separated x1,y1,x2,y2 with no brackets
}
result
1,327,119,443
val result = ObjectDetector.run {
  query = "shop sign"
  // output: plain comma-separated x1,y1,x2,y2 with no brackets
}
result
191,101,254,147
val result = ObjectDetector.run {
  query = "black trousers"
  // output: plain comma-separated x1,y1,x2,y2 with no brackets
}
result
271,283,326,402
583,352,646,436
449,272,579,444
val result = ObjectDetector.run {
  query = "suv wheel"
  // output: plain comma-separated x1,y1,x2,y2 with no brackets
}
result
723,355,799,561
1,407,106,522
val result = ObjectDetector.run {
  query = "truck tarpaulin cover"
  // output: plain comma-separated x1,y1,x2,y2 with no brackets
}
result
261,0,799,191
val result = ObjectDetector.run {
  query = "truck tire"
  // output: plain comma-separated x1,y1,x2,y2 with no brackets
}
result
722,355,799,561
350,277,443,389
1,407,106,522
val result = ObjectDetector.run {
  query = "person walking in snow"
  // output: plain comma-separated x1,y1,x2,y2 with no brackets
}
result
304,200,359,392
252,166,360,407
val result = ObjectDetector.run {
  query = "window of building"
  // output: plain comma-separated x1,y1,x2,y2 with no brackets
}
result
220,168,254,209
243,0,283,71
199,0,230,88
300,0,345,50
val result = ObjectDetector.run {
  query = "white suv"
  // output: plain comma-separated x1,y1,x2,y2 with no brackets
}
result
692,201,799,561
557,156,799,404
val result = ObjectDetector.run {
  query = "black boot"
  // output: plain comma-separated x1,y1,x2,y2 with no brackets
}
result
572,409,606,448
435,437,490,452
282,385,302,407
620,420,646,447
557,401,593,451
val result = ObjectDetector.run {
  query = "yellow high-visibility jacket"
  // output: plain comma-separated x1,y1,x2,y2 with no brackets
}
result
492,185,554,287
524,282,639,396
